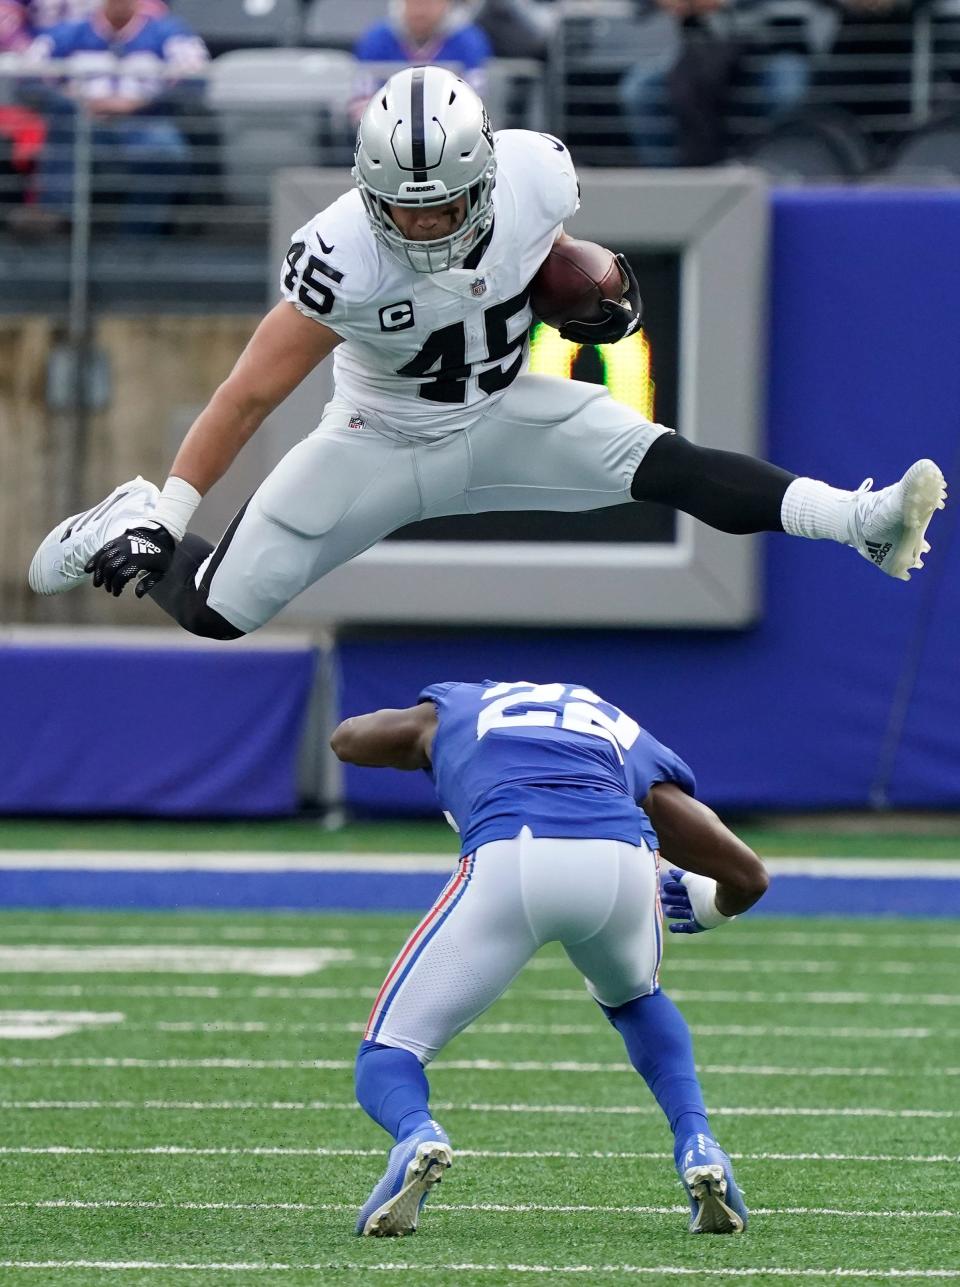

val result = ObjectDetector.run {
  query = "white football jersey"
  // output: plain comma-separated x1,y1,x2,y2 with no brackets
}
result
280,130,580,442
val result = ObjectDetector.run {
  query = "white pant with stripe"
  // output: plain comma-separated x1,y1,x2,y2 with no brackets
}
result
364,828,663,1064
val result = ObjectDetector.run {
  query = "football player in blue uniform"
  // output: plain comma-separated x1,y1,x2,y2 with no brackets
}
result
331,679,769,1238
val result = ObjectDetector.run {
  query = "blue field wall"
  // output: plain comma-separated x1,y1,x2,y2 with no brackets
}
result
0,645,317,816
341,189,960,813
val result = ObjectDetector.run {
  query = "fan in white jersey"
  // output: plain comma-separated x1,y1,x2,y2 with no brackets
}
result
29,64,947,636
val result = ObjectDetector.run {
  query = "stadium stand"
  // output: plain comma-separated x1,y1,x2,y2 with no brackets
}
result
171,0,303,57
302,0,392,51
206,47,354,204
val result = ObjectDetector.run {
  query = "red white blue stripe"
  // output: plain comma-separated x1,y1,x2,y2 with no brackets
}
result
365,854,475,1041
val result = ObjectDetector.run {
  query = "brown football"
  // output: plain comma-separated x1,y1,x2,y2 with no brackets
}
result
530,238,623,329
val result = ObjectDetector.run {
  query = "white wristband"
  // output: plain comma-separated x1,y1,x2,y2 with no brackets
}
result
151,476,202,543
680,871,735,930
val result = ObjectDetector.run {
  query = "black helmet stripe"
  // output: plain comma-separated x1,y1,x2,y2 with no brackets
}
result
410,67,427,181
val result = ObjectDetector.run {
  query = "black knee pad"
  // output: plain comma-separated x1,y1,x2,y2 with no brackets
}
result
178,601,246,641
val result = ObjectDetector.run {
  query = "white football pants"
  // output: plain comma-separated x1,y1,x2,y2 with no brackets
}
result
202,373,670,632
364,828,663,1065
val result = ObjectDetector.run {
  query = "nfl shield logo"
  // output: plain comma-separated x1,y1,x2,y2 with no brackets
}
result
347,414,365,430
470,277,487,297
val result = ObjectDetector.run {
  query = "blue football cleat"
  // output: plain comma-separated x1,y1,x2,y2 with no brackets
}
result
356,1121,453,1237
676,1132,748,1234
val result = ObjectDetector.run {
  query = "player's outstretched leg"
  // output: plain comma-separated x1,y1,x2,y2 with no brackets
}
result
631,436,946,580
28,477,159,596
601,990,747,1233
354,1040,452,1237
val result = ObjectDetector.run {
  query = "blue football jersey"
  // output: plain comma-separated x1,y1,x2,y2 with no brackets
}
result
420,680,696,856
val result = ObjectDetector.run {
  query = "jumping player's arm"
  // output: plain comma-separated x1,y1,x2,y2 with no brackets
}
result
331,703,438,771
166,302,341,497
644,781,769,928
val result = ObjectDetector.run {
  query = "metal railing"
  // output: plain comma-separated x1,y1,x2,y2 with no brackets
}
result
551,0,960,167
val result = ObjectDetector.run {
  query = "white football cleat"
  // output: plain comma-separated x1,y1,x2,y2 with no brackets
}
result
847,458,947,581
28,477,159,596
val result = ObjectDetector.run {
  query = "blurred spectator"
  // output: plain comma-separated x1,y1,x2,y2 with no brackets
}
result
619,0,813,166
814,0,915,145
15,0,207,233
471,0,555,58
0,0,166,51
350,0,492,122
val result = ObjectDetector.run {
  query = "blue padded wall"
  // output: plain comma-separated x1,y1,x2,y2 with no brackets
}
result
0,644,317,816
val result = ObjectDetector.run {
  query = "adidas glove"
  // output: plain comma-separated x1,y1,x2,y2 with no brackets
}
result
559,254,643,345
660,867,734,934
86,522,176,598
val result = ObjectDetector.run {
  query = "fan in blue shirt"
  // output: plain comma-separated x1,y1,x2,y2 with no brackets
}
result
350,0,492,120
23,0,207,231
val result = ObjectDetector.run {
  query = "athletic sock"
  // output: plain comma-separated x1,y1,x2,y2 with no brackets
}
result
600,991,712,1164
355,1039,433,1143
780,477,856,543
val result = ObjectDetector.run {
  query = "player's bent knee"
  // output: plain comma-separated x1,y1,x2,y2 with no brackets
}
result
177,600,246,641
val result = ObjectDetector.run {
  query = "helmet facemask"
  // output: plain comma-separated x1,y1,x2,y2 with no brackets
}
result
353,67,497,274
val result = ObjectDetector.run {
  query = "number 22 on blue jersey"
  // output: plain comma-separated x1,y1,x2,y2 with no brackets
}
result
476,681,640,763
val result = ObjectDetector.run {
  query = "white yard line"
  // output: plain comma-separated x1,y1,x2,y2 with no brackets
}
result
2,1142,956,1159
0,1055,955,1077
1,1199,955,1219
2,922,960,953
0,981,957,1008
2,1101,947,1141
137,1019,941,1040
0,1260,958,1277
6,945,956,981
526,959,951,976
0,947,354,976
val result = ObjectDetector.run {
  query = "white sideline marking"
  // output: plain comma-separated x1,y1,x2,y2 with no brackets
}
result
1,981,959,1008
0,1010,123,1040
3,1199,956,1220
0,850,459,873
0,1260,958,1277
1,1055,956,1078
4,1143,957,1161
3,850,960,877
0,947,352,977
2,850,958,876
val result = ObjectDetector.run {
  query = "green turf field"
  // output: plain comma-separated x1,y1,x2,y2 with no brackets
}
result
0,909,957,1284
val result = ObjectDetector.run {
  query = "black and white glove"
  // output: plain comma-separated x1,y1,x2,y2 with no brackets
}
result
559,254,643,345
86,522,176,598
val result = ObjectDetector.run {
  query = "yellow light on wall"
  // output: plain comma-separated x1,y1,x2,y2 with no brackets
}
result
528,324,656,422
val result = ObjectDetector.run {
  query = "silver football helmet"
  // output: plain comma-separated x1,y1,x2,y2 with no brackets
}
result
353,66,497,273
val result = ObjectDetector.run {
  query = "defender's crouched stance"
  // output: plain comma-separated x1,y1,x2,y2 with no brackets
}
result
331,680,769,1237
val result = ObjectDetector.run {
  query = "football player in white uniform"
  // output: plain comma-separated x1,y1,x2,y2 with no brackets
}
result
29,66,946,633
